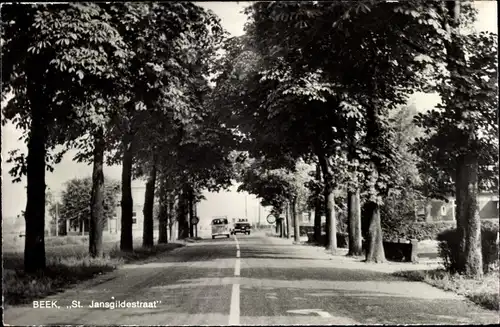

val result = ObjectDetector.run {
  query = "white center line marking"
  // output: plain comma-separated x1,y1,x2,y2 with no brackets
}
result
234,235,240,250
235,258,240,276
229,283,240,325
229,235,241,325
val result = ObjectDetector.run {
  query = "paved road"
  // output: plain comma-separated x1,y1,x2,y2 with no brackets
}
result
4,233,498,325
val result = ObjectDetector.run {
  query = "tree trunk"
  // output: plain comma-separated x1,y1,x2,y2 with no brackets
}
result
347,113,363,256
177,188,189,239
170,192,178,241
313,164,322,243
168,191,176,241
89,128,105,258
443,1,483,277
120,134,134,251
157,178,169,244
188,187,194,238
365,201,385,263
347,189,363,256
177,191,183,239
0,132,2,232
142,158,157,248
324,184,336,253
455,160,466,272
193,201,198,238
462,154,483,278
285,203,291,239
363,60,387,262
157,199,168,244
317,153,337,253
24,103,47,273
293,197,300,243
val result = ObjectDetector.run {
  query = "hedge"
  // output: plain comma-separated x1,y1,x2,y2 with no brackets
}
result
299,219,347,237
300,225,315,236
385,220,499,242
437,223,499,273
306,232,349,248
382,221,458,241
403,221,459,241
303,220,499,243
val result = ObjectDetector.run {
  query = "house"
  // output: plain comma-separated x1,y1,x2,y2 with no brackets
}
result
290,212,314,227
416,192,499,223
108,181,161,236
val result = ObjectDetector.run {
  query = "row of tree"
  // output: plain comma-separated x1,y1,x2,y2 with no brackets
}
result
2,1,497,280
2,3,237,273
212,0,497,278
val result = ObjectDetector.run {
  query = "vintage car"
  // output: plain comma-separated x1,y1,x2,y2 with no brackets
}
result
231,218,251,235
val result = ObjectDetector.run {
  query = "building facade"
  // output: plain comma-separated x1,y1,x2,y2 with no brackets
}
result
108,182,157,235
416,192,499,223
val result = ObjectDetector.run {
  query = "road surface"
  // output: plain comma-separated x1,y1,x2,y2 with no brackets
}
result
4,233,499,325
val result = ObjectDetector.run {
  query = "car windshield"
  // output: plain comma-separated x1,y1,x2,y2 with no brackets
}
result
235,223,250,228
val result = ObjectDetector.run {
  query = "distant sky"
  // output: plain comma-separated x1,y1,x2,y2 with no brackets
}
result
1,1,498,220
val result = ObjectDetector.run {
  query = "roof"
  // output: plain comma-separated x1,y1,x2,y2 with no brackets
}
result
424,192,499,202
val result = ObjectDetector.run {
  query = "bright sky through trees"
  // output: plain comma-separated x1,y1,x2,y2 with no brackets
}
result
1,1,497,219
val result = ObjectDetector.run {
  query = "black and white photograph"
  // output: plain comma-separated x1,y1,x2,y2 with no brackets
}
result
1,1,498,325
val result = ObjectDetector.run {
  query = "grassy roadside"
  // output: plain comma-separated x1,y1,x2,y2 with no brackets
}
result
394,269,499,311
184,236,203,243
3,242,184,306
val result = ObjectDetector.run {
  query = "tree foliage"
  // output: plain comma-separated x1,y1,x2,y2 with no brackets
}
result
237,158,313,214
413,31,499,198
2,3,127,175
59,176,120,230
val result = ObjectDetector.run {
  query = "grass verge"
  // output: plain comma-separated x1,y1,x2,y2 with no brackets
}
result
394,269,499,311
3,242,183,306
45,236,89,247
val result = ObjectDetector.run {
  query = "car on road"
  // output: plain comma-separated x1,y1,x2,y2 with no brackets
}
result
231,222,251,235
211,218,230,239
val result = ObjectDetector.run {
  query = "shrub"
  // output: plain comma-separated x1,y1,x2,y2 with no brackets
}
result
337,232,348,248
403,221,457,241
468,292,500,311
437,229,461,272
310,232,349,248
336,212,348,234
437,223,499,274
382,220,457,242
299,225,314,236
300,216,346,237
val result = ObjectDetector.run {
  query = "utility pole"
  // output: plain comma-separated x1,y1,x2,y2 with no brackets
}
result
258,203,261,227
194,202,198,238
245,194,248,219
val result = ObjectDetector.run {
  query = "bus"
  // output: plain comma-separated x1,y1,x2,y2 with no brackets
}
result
211,217,230,239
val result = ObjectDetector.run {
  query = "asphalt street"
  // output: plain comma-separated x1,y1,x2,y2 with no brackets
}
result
4,232,499,325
